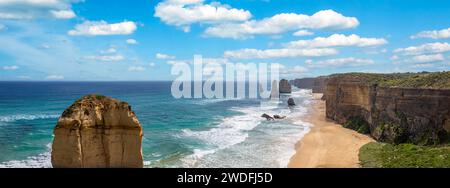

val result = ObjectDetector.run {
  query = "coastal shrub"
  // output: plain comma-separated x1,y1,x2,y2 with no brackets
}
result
331,71,450,89
344,117,371,134
94,94,106,100
359,142,450,168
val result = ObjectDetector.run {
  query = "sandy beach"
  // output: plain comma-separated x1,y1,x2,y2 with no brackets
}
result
288,93,374,168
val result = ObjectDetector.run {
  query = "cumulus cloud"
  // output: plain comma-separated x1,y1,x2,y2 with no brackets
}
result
285,34,387,48
3,65,19,70
293,30,314,37
126,39,138,45
100,47,117,54
84,55,125,62
50,9,75,19
166,57,229,65
128,66,146,72
394,42,450,56
156,53,176,59
155,0,251,32
0,0,79,19
276,65,309,77
224,48,337,59
391,54,445,67
45,75,64,80
411,54,445,63
204,10,359,39
68,21,137,36
411,27,450,39
166,60,189,65
305,57,374,67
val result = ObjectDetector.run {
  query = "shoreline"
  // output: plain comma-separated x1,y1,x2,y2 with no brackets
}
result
288,93,374,168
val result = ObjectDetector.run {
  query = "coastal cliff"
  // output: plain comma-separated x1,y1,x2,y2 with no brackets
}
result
290,77,328,94
291,78,314,89
51,95,144,168
323,72,450,145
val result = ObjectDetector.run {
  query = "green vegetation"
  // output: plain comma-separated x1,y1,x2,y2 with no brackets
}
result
343,117,370,134
332,71,450,89
93,94,107,100
359,142,450,168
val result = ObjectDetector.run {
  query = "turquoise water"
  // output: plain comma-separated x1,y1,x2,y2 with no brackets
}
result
0,82,312,168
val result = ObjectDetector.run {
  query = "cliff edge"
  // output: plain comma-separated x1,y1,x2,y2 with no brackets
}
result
324,72,450,145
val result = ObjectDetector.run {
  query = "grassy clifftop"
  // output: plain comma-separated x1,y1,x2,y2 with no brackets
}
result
331,71,450,89
359,142,450,168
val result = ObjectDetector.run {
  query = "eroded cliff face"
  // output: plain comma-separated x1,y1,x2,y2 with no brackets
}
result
51,95,144,168
325,75,450,145
371,88,450,144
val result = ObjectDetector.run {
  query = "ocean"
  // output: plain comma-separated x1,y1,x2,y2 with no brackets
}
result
0,81,313,168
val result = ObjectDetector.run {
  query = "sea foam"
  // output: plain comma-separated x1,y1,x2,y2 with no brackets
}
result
0,143,52,168
180,89,313,168
0,114,59,123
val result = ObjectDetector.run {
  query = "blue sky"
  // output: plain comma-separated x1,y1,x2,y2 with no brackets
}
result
0,0,449,81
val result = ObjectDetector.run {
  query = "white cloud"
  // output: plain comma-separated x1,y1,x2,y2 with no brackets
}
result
126,39,138,45
277,65,309,76
285,34,387,48
224,48,337,59
306,57,374,67
396,54,445,65
394,42,450,56
166,60,189,65
293,30,314,37
128,66,146,72
156,53,176,59
155,0,251,32
166,57,229,65
45,75,64,80
40,43,51,49
3,65,19,70
50,9,75,19
390,55,399,61
410,63,435,68
100,47,117,54
205,10,359,39
84,55,125,62
411,27,450,39
149,62,156,67
68,21,137,36
289,65,309,73
0,0,79,19
411,54,445,63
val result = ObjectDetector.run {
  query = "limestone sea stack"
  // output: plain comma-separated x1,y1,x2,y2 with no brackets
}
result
279,79,292,93
51,95,144,168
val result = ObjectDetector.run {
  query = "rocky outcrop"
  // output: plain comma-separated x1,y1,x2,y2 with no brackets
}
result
325,75,450,145
51,95,144,168
288,98,296,106
279,79,292,93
